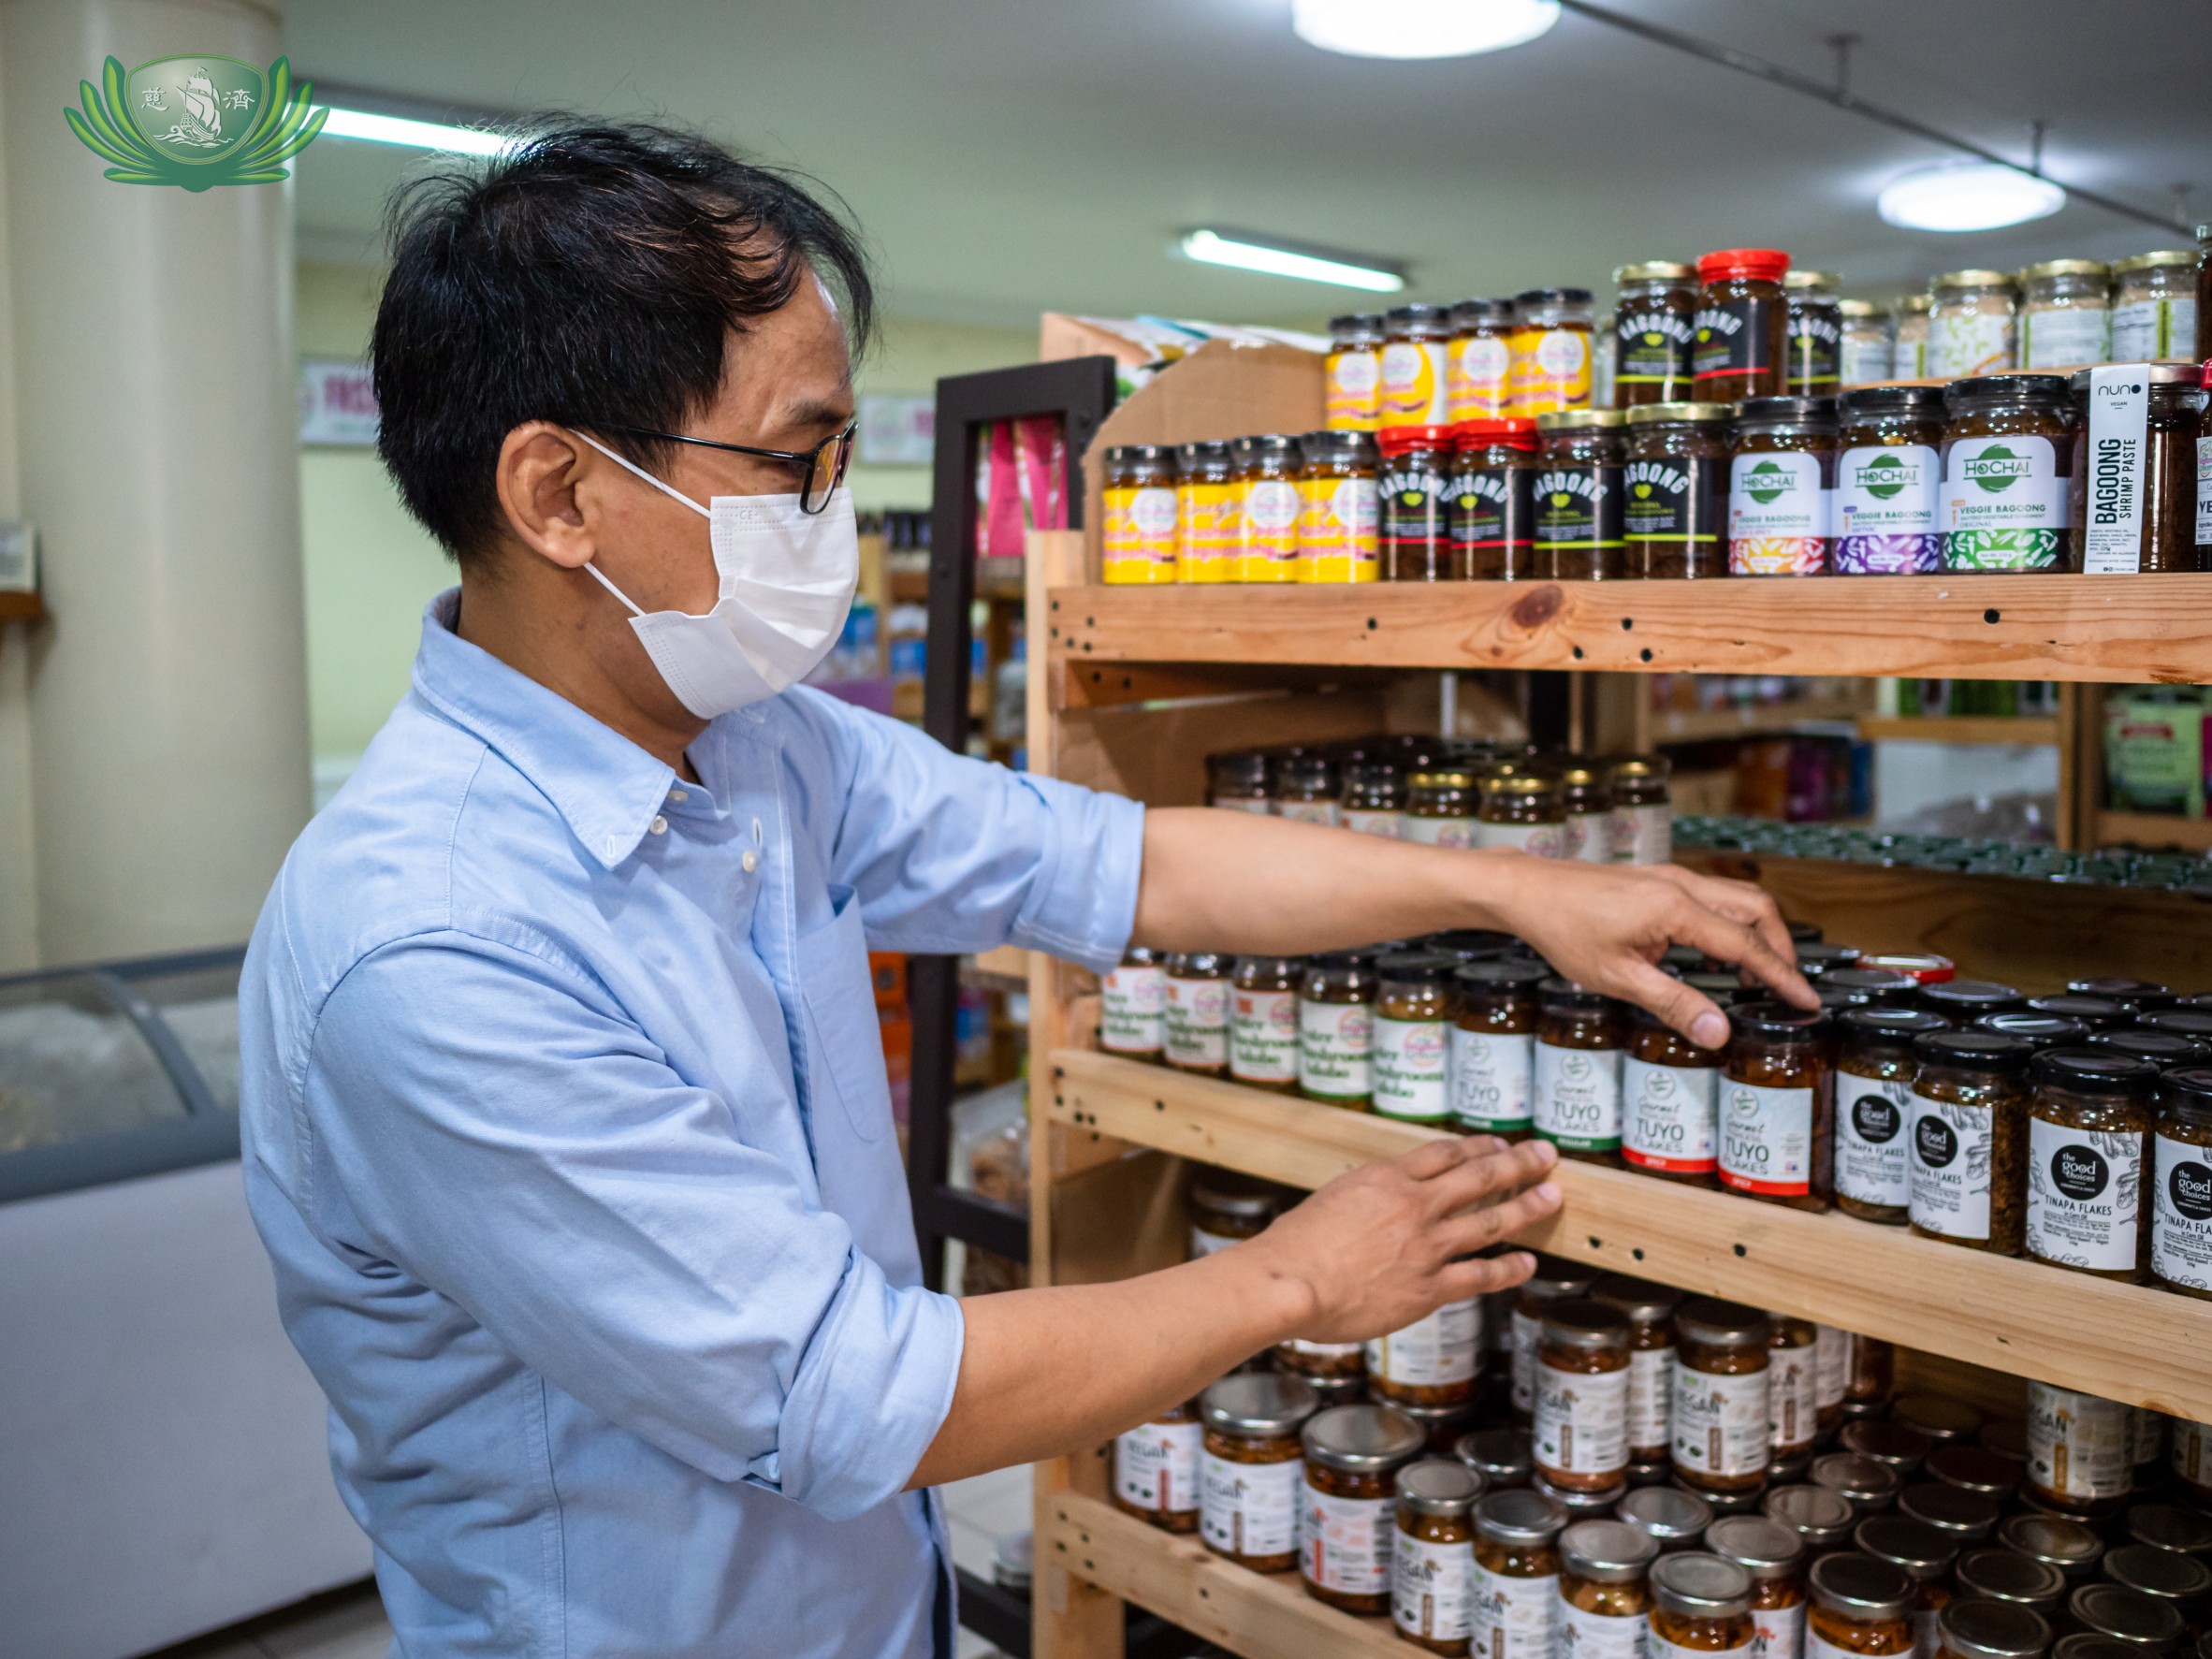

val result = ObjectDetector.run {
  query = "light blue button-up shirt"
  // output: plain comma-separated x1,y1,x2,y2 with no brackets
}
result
240,591,1142,1659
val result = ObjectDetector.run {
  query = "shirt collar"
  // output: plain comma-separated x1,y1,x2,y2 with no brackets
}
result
411,589,679,870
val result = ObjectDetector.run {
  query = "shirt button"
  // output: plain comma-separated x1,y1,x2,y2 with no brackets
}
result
742,850,760,873
649,816,668,836
669,789,689,803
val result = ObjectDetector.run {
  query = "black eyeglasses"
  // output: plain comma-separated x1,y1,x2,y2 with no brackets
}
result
596,420,857,515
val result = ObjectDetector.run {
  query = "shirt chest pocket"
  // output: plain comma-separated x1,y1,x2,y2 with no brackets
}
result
793,883,895,1144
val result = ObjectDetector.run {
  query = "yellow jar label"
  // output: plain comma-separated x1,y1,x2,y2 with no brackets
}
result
1377,340,1448,428
1177,480,1239,583
1294,475,1379,582
1448,334,1512,422
1239,477,1301,581
1509,327,1592,415
1102,483,1177,583
1325,347,1381,431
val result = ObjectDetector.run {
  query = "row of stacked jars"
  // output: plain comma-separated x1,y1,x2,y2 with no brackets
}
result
1099,363,2211,585
1102,910,2212,1299
1673,819,2212,898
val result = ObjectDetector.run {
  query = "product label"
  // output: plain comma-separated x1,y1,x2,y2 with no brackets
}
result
1728,450,1828,575
2174,1418,2212,1491
1375,1014,1452,1122
2198,437,2212,547
1940,433,2065,572
1473,1561,1558,1659
1672,1361,1770,1477
1623,457,1722,552
2023,305,2110,370
1627,1345,1674,1453
1326,346,1382,430
1512,1308,1543,1413
1382,456,1452,575
2082,366,2152,575
1813,1323,1848,1411
2026,1116,2143,1271
1761,1606,1810,1659
1100,963,1167,1056
1535,1040,1624,1152
1613,803,1671,866
2133,1406,2161,1467
1840,334,1893,387
1240,478,1301,577
1176,480,1239,582
1231,986,1300,1084
1302,1483,1393,1595
1451,462,1537,568
1693,297,1778,386
1115,1419,1201,1513
1833,444,1942,575
1508,324,1586,416
1300,998,1373,1099
1163,975,1230,1070
1564,810,1613,864
2027,1381,2132,1502
2112,298,2198,362
1380,340,1449,428
1189,1224,1238,1259
1914,1608,1941,1659
1343,808,1404,838
1201,1451,1301,1558
1655,1630,1751,1659
1769,1342,1817,1452
1787,305,1841,391
2152,1130,2212,1289
1397,1530,1477,1643
1477,820,1565,858
1929,310,2016,378
1835,1076,1913,1210
1296,474,1381,583
1534,465,1624,561
1561,1597,1648,1659
1454,1026,1535,1134
1100,484,1134,564
1449,333,1513,421
1618,306,1695,393
1908,1092,1993,1240
1370,1298,1482,1387
1719,1081,1815,1197
1535,1358,1629,1477
1275,799,1342,827
1623,1055,1719,1173
1405,811,1474,850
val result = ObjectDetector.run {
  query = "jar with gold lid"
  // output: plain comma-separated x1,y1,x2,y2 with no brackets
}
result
1478,769,1567,857
1560,762,1615,862
1624,400,1732,578
1610,755,1673,865
1613,262,1698,406
1407,766,1479,848
1534,408,1626,580
2020,260,2111,371
1928,270,2020,378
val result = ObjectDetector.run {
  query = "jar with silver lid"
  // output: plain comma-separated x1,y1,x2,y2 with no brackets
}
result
1898,1482,2001,1542
1622,1484,1715,1554
1841,1419,1932,1476
1394,1458,1485,1655
2123,1503,2212,1558
1457,1426,1535,1491
1814,1452,1905,1515
2099,1544,2211,1626
1957,1548,2067,1610
1765,1481,1860,1552
1560,1519,1663,1659
1855,1513,1960,1656
1894,1396,1984,1446
1708,1514,1809,1659
1473,1487,1570,1659
2064,1582,2183,1654
1808,1552,1918,1659
1926,1445,2019,1503
1650,1552,1758,1658
1998,1511,2104,1580
1535,1470,1628,1518
1929,271,2020,378
2020,261,2112,370
2051,1639,2150,1659
1301,1403,1430,1612
1199,1371,1321,1571
1935,1598,2052,1659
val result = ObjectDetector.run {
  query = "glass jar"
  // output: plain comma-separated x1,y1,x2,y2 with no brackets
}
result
1562,1519,1663,1659
1610,756,1673,865
1615,262,1700,407
1511,286,1596,415
1695,248,1793,402
1721,1001,1832,1208
1560,762,1615,862
2111,253,2200,362
1929,270,2020,378
1449,298,1518,424
1594,1276,1682,1466
1301,1404,1429,1612
1841,300,1895,387
1939,375,2074,574
1785,270,1844,398
2091,1030,2212,1070
1327,312,1388,432
2026,995,2133,1032
1535,1299,1635,1492
1474,1488,1569,1659
1162,952,1232,1077
1200,1371,1319,1571
1175,438,1238,584
1100,944,1170,1063
1396,1459,1485,1655
1295,429,1381,583
1343,756,1407,838
2200,224,2212,360
2026,1382,2134,1520
1300,950,1377,1109
1451,417,1541,579
1834,1009,1948,1221
1809,1553,1917,1658
1396,1400,1487,1460
1768,1481,1862,1550
1925,1445,2017,1505
1918,982,2022,1023
1817,1454,1906,1517
1729,396,1840,576
1230,954,1306,1093
1982,1013,2092,1051
1856,1513,1959,1655
1535,1471,1627,1521
1101,444,1181,585
1625,401,1733,578
2021,262,2112,371
1672,1299,1774,1495
1896,1483,1996,1542
1515,1261,1600,1419
1893,296,1931,379
1769,1316,1820,1465
1813,1326,1851,1431
1934,1600,2050,1659
2025,1050,2157,1281
1454,958,1549,1140
1908,1029,2033,1253
1381,302,1456,431
1998,1512,2104,1582
2124,1503,2212,1558
2066,1584,2183,1655
1375,951,1461,1124
1536,980,1629,1165
1382,424,1462,581
1535,409,1627,579
1188,1172,1278,1258
1622,1485,1715,1554
2068,362,2206,575
1652,1551,1758,1659
1709,1514,1811,1659
1115,1398,1204,1532
1458,1426,1535,1492
2152,1067,2212,1299
1833,386,1948,575
1233,433,1303,583
1407,766,1478,848
1846,1336,1895,1417
1957,1550,2067,1611
1624,1004,1724,1185
1273,751,1342,825
1478,770,1567,857
1207,749,1272,813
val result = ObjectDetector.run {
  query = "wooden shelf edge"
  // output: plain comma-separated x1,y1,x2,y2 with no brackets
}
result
1652,693,1870,742
1041,1491,1404,1659
2095,811,2212,852
1857,716,2061,746
1046,1047,2212,1420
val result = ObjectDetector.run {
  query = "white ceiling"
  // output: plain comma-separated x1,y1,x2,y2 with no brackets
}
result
284,0,2212,329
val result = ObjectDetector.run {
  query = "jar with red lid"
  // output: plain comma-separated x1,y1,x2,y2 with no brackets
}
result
1382,426,1460,580
1695,249,1793,402
1451,418,1540,578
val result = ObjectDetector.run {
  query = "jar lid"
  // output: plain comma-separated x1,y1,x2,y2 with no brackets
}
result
1840,385,1949,417
1305,948,1375,974
1892,1394,1984,1443
1408,766,1478,790
1783,269,1840,292
1165,951,1232,977
1300,429,1378,463
1230,432,1302,458
1841,1005,1950,1053
2001,1511,2105,1572
1594,1273,1683,1325
2141,1009,2212,1040
1387,301,1454,329
1959,1547,2069,1608
1855,1514,1961,1579
1539,978,1623,1016
2068,1581,2185,1648
1940,1598,2055,1659
1457,415,1539,444
1377,424,1456,454
1397,1456,1484,1515
1454,1426,1534,1486
1899,294,1932,314
1610,754,1671,780
1475,1486,1569,1545
2112,250,2197,274
1983,1013,2091,1048
2092,1031,2212,1068
1735,394,1841,428
1797,941,1864,974
1523,1258,1600,1300
1926,1444,2021,1498
1122,444,1176,465
2052,1639,2151,1659
1190,1174,1279,1220
1201,1371,1318,1437
1812,1552,1916,1619
1516,286,1594,306
1615,261,1696,283
1675,1295,1771,1346
1919,980,2024,1017
2030,1047,2158,1095
1945,374,2070,409
1934,269,2021,289
1899,1481,2002,1538
1709,1513,1807,1575
2071,977,2172,1006
1914,1028,2034,1072
1557,761,1604,787
1329,311,1388,336
1681,971,1754,1003
2021,259,2111,281
1542,1296,1633,1349
2104,1543,2212,1604
1276,751,1340,792
1729,998,1829,1040
1390,1396,1483,1437
1449,298,1518,329
2125,1504,2212,1557
1563,1518,1661,1580
1620,1483,1714,1543
1176,438,1231,463
1375,949,1459,988
1813,1453,1904,1508
1697,248,1791,284
1652,1550,1754,1617
1302,1402,1427,1473
1839,298,1883,318
1481,770,1563,799
1425,927,1519,959
1625,400,1735,426
1344,757,1403,788
1841,1418,1933,1471
1208,749,1269,785
1456,958,1551,993
1535,408,1626,432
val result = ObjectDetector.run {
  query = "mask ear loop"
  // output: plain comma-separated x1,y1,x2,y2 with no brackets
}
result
573,431,712,616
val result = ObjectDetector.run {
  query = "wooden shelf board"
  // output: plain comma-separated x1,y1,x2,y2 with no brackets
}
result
0,589,42,624
1045,575,2212,684
1041,1491,1403,1659
1857,716,2061,746
1651,693,1870,743
1047,1048,2212,1420
2095,811,2212,852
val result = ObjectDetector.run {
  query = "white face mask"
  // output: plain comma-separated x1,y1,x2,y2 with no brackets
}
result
575,432,857,720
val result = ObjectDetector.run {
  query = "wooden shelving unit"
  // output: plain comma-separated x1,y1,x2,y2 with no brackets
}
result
1645,690,1871,744
0,589,42,625
2094,810,2212,852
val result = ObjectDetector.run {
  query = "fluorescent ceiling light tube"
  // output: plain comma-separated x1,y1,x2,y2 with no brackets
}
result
1294,0,1561,59
1179,229,1405,293
317,106,514,156
1877,160,2066,233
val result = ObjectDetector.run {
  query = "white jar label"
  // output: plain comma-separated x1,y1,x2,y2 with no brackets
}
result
1672,1360,1770,1477
1929,310,2016,378
1115,1419,1201,1513
1835,1076,1913,1210
2027,1380,2133,1501
1344,808,1404,838
2023,305,2110,370
1914,1608,1941,1659
2026,1116,2143,1272
1405,813,1475,849
1474,1562,1558,1659
1369,1298,1482,1388
1454,1027,1535,1133
1300,998,1373,1099
1230,986,1299,1084
1164,976,1230,1069
1627,1344,1675,1453
1759,1606,1811,1659
1561,1597,1647,1659
2197,436,2212,547
1477,820,1564,858
1396,1530,1477,1643
1302,1482,1393,1596
1189,1224,1238,1259
1276,799,1342,827
1719,1081,1815,1198
1909,1093,1993,1241
1564,809,1614,864
2133,1406,2161,1467
1840,335,1894,386
1623,1056,1718,1174
1654,1631,1752,1659
1769,1343,1818,1452
1512,1307,1543,1414
1941,433,2066,540
1535,1358,1630,1477
2154,1130,2212,1289
2082,367,2153,575
1375,1013,1452,1122
1836,444,1941,538
1201,1451,1301,1557
1813,1324,1848,1411
2173,1417,2212,1489
1535,1040,1623,1152
1100,963,1166,1055
1729,450,1828,548
2112,298,2197,361
1613,802,1671,866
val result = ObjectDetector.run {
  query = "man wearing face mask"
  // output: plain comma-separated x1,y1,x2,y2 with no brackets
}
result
239,124,1811,1659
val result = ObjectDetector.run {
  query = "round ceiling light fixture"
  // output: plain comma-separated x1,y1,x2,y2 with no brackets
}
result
1292,0,1562,60
1876,160,2067,233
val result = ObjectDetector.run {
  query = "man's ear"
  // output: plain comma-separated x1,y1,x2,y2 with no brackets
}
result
495,423,598,572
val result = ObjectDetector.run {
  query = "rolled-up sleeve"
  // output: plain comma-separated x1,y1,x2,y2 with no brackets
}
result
304,931,963,1521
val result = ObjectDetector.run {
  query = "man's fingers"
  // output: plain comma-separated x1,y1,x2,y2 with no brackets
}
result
1437,1179,1564,1258
1665,895,1815,1015
1674,871,1803,987
1426,1136,1558,1215
1612,954,1732,1049
1433,1250,1541,1302
1393,1135,1476,1182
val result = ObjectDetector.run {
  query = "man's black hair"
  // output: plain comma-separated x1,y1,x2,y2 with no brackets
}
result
371,121,875,562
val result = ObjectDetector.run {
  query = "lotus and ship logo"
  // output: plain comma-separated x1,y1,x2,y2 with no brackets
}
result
65,55,324,189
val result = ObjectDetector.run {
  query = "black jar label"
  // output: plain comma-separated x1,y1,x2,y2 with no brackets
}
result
1450,464,1535,557
1786,304,1841,391
1622,457,1724,547
1381,458,1449,545
1533,465,1623,552
1616,306,1694,392
1693,296,1779,386
2026,1120,2139,1273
